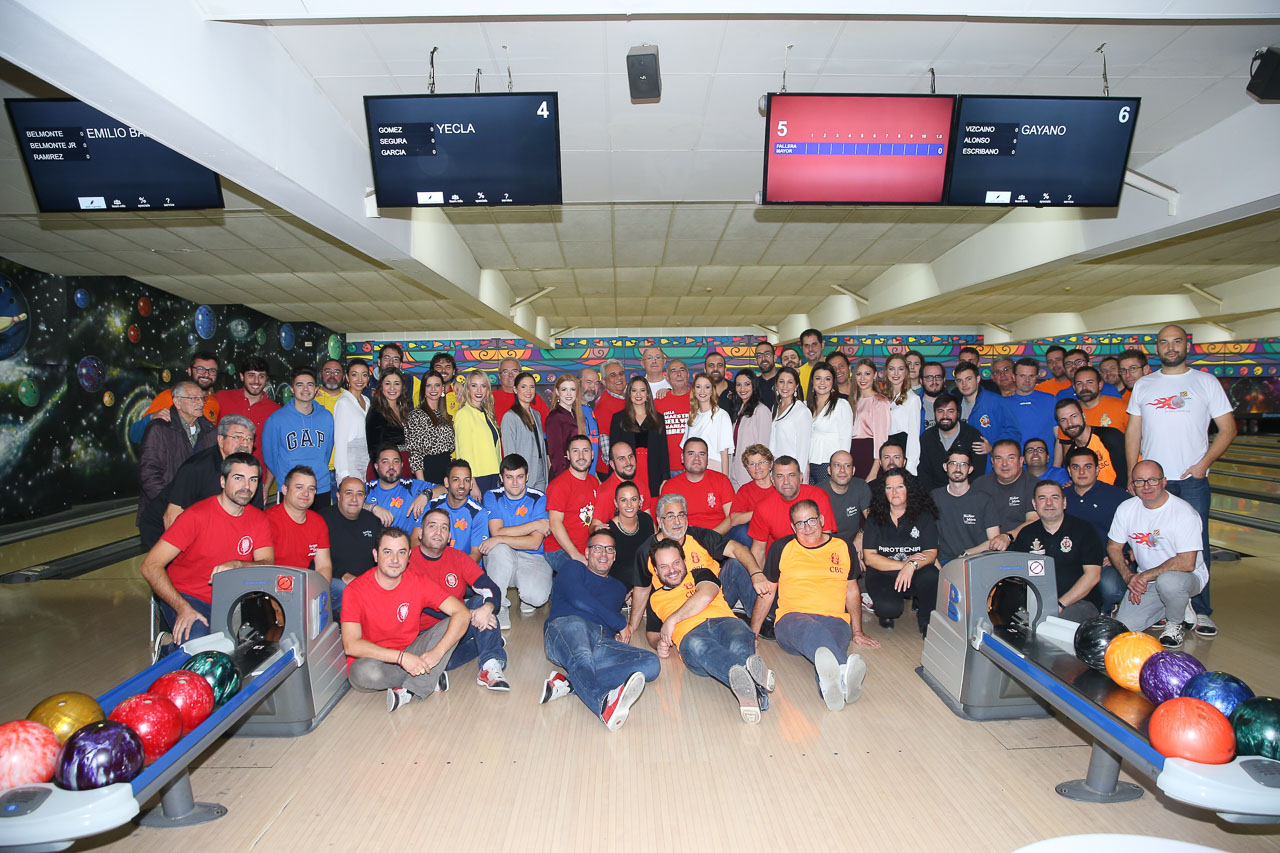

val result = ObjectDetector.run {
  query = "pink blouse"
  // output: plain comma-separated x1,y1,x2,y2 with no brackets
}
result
852,393,890,456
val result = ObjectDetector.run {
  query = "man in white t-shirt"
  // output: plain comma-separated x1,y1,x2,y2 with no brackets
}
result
1124,324,1235,638
1106,460,1207,649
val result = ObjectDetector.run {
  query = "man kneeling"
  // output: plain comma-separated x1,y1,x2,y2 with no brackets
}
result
645,538,775,723
541,529,660,731
341,527,470,712
763,500,876,712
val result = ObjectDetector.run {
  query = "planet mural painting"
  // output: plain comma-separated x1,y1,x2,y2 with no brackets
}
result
279,323,295,351
73,288,91,309
228,318,251,341
77,356,106,394
194,305,217,340
0,279,32,360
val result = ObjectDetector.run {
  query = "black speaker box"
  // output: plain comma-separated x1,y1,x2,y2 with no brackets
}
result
1247,47,1280,101
627,45,661,102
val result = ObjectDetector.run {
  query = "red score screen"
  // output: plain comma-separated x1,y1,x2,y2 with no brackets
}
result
763,94,955,204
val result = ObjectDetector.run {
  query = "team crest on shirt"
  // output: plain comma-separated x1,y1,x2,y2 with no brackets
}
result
396,603,410,622
1100,414,1112,427
910,526,920,539
454,518,468,530
1060,536,1073,553
1151,394,1187,410
236,536,253,556
389,496,405,509
707,494,717,508
445,572,459,588
1030,538,1043,551
979,415,992,428
515,505,528,517
578,504,594,526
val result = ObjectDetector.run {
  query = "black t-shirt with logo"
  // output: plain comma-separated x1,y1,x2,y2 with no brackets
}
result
862,512,939,569
1012,514,1103,607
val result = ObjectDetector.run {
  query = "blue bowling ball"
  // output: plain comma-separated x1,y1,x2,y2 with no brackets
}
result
193,304,217,340
1180,670,1255,719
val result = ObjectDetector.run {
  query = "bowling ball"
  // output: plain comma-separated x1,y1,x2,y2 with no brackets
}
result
0,720,60,789
27,692,105,744
76,356,106,393
194,304,217,340
279,322,295,351
137,296,152,317
108,694,182,765
149,671,215,735
181,651,241,706
1149,697,1236,764
54,721,144,790
1231,696,1280,760
1104,631,1163,692
1073,615,1127,672
1139,650,1206,706
127,324,141,343
1181,670,1255,719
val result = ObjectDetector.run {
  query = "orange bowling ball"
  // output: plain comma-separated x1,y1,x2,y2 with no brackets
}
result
1104,631,1163,692
27,692,105,744
1149,697,1236,764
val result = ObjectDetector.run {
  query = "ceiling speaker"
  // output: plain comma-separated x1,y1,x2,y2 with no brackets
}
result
627,45,661,102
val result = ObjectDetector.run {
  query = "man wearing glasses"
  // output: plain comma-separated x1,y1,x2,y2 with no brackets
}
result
131,351,222,443
931,449,1003,568
137,379,217,531
539,529,660,731
763,500,876,713
1116,349,1150,404
1107,460,1209,649
990,357,1016,397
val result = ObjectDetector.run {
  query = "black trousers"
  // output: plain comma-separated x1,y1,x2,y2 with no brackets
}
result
866,564,939,631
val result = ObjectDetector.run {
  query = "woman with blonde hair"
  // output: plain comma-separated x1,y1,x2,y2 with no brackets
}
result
850,358,890,480
545,372,599,479
683,372,734,474
455,370,503,498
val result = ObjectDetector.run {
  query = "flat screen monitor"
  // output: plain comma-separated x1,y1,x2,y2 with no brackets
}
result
946,95,1140,206
4,98,224,213
761,93,956,204
364,92,562,207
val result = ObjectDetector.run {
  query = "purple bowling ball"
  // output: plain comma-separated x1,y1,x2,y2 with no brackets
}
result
54,720,144,790
1139,651,1206,705
1180,670,1256,719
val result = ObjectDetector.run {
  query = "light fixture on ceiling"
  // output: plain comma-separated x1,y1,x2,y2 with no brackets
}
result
986,322,1012,334
752,323,777,338
759,44,794,115
627,45,661,104
508,287,556,315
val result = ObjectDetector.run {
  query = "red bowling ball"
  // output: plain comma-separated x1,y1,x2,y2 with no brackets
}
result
0,720,60,789
108,694,183,765
1149,697,1236,765
148,671,215,735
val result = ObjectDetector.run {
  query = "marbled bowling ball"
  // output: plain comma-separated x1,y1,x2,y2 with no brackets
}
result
279,323,295,351
54,721,144,790
1182,671,1255,719
193,304,216,340
1139,650,1206,706
1073,615,1127,672
255,327,267,346
102,391,115,407
148,671,215,735
1104,631,1163,692
18,377,39,407
108,694,182,765
327,333,342,360
228,318,250,341
1231,696,1280,760
0,720,60,789
181,651,241,706
27,691,105,744
77,356,107,393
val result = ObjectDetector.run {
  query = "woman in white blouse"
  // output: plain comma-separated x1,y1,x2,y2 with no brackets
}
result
769,366,812,484
683,372,734,473
332,359,372,483
806,361,853,487
884,353,922,474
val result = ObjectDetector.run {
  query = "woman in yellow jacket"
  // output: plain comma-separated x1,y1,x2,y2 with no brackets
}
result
454,370,503,500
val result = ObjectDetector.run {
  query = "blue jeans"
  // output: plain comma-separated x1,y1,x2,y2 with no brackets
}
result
776,613,852,694
157,593,213,642
330,577,347,619
727,523,752,548
446,595,508,671
544,616,660,715
718,558,757,614
1166,476,1212,615
678,617,755,688
1097,563,1127,617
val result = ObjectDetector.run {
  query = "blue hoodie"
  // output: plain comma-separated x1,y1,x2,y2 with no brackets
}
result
262,402,335,493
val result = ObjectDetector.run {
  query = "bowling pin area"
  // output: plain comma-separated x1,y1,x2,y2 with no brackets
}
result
1,440,1279,852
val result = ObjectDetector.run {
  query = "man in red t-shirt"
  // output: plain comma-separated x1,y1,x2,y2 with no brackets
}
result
748,455,836,568
728,444,776,546
653,359,691,476
659,438,733,533
140,452,275,646
341,527,470,711
545,436,599,568
266,466,332,583
409,508,508,691
592,360,628,477
592,440,652,526
492,358,550,426
213,356,280,484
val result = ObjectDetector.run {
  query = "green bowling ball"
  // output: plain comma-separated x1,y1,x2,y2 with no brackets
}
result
180,651,242,707
1231,696,1280,760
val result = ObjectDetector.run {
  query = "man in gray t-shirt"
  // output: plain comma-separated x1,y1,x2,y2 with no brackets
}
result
822,450,871,552
972,439,1039,550
931,449,1002,566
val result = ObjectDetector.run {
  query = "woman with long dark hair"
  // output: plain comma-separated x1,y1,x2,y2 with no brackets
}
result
862,469,939,636
806,361,853,487
769,365,811,483
609,376,669,497
500,371,549,492
365,366,412,478
332,359,371,484
403,370,455,485
726,369,772,490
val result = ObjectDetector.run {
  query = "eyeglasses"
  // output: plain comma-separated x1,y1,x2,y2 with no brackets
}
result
792,517,821,530
660,512,687,522
1132,477,1164,487
588,544,616,554
191,366,217,375
944,461,969,468
174,394,202,401
1119,365,1144,374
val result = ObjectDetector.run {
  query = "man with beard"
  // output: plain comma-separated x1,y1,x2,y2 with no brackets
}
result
1117,348,1150,403
754,340,779,409
592,440,652,525
918,394,988,493
653,359,692,475
1098,356,1123,397
1064,446,1130,617
266,466,333,587
748,456,837,566
593,360,628,477
140,453,274,646
430,352,462,415
214,356,280,484
315,359,345,412
931,448,1003,567
423,460,489,560
1053,398,1126,486
1035,345,1070,395
1125,324,1235,638
1068,366,1128,432
545,436,601,573
877,441,907,475
578,366,601,405
363,444,439,532
131,351,222,443
917,362,946,431
659,439,734,532
704,350,733,411
797,328,824,393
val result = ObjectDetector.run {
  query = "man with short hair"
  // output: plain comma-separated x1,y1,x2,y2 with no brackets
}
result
132,351,222,443
972,439,1039,546
1055,348,1091,394
1035,345,1071,395
1067,366,1129,431
877,440,907,474
266,466,332,585
905,350,924,391
1014,480,1104,623
659,438,734,532
262,366,335,501
540,529,661,730
918,393,989,493
1098,356,1123,397
957,346,1001,394
748,456,837,568
430,352,462,415
138,379,217,528
213,355,280,484
822,450,871,557
797,328,824,392
640,345,670,396
424,460,489,560
918,362,946,431
1117,348,1150,402
480,454,554,628
578,366,601,405
493,357,550,424
1125,324,1234,637
410,508,508,692
704,350,733,410
653,358,692,473
139,453,274,645
1053,398,1126,485
545,435,600,573
1107,460,1209,648
727,444,776,546
315,359,345,412
592,440,652,526
644,538,776,724
363,444,437,531
593,359,628,476
319,476,382,615
1024,437,1069,486
764,500,875,712
1065,446,1132,617
341,527,468,711
954,361,1020,451
754,340,779,408
991,356,1016,397
1008,358,1058,454
931,449,1002,567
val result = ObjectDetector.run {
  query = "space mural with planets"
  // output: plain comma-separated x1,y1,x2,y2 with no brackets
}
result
0,257,343,523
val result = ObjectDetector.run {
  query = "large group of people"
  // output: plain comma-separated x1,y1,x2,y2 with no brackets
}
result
133,323,1234,728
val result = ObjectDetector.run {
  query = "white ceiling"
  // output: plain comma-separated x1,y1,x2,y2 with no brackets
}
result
1,4,1279,341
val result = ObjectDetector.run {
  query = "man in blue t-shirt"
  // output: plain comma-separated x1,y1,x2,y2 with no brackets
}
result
478,453,553,629
1008,358,1058,453
1063,445,1130,616
424,459,490,561
363,444,441,532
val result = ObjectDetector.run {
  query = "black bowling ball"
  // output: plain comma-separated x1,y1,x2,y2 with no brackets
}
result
1073,615,1127,672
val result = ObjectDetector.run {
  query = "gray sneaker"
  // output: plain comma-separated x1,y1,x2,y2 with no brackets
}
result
815,647,845,712
729,664,761,724
1193,613,1218,638
745,653,775,693
386,687,412,713
843,654,867,704
497,606,511,630
1159,622,1185,649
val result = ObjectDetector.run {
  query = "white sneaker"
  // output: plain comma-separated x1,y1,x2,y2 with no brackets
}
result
745,653,775,693
1194,612,1218,638
1159,622,1185,649
497,607,511,630
842,654,867,704
815,647,845,712
477,659,511,691
434,672,449,694
520,600,536,614
539,671,573,704
600,671,645,731
386,686,412,713
861,592,875,614
728,664,761,724
1183,601,1196,629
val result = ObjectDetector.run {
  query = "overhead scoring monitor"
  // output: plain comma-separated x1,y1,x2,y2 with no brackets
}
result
762,93,956,205
364,92,562,208
947,95,1140,207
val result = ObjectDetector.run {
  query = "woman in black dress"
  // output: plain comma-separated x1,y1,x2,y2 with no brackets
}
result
365,367,413,478
609,376,668,497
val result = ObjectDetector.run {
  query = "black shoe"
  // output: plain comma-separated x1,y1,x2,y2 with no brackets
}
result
878,617,895,630
758,617,776,642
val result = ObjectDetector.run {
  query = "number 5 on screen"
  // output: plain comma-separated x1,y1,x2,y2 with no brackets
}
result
776,120,788,137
